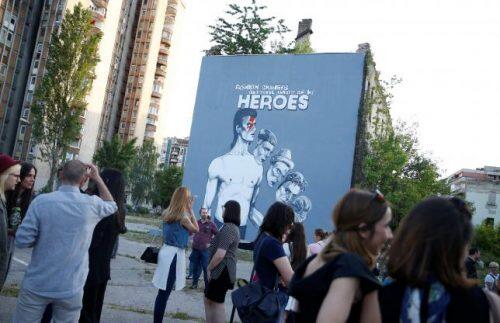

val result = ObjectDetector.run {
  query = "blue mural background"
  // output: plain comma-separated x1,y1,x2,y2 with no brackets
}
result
183,53,365,242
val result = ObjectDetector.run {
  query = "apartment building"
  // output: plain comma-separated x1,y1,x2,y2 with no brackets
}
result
160,136,188,168
449,166,500,226
0,0,185,188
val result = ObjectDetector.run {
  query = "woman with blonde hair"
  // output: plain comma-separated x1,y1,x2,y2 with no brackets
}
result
287,189,393,323
152,186,199,322
0,154,20,291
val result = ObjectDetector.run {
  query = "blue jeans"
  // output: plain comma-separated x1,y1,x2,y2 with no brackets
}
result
191,249,209,286
153,254,177,323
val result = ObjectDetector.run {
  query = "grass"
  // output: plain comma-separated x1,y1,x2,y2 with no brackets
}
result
123,230,158,245
107,304,203,321
0,284,19,298
237,249,253,262
127,215,162,227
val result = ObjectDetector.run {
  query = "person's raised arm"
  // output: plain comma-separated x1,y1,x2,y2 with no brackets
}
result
86,164,114,202
316,278,359,323
273,256,294,286
181,212,199,233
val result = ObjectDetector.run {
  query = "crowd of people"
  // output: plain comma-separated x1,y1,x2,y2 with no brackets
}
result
0,152,499,322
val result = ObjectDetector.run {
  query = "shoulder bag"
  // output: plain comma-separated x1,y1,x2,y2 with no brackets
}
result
231,236,285,323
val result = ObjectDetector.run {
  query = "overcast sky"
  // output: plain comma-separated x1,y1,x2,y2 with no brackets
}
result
160,0,500,176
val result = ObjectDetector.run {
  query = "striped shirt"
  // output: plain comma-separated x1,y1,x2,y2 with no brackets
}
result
208,223,240,283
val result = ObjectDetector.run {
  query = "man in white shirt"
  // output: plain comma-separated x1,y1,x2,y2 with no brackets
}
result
485,261,499,292
13,161,117,322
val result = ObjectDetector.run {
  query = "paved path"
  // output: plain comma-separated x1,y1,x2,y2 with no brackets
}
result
0,236,252,322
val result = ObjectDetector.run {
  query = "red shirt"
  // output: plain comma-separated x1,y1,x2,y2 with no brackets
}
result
192,220,218,250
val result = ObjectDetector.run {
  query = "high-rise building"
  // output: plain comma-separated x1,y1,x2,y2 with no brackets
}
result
113,0,184,147
0,0,186,188
161,136,188,168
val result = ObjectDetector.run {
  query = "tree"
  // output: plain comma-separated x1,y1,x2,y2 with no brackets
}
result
31,4,102,190
93,135,137,179
151,166,184,208
361,122,450,225
129,141,159,207
205,0,290,55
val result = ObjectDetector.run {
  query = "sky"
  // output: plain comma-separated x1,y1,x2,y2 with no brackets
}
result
160,0,500,177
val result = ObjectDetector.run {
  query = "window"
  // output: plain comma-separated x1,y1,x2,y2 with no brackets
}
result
30,76,36,85
121,122,125,129
19,125,26,135
487,192,496,207
33,60,39,69
22,108,29,118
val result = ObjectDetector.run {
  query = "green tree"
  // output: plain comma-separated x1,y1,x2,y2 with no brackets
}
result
129,141,159,207
205,0,290,55
31,4,102,190
93,135,137,179
152,166,184,208
361,123,450,224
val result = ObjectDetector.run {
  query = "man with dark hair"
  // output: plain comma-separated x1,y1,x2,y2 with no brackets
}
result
13,162,117,322
189,208,218,289
203,108,263,238
465,247,480,279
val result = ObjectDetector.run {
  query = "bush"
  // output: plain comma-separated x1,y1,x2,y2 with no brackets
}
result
135,206,150,215
472,224,500,264
126,204,134,213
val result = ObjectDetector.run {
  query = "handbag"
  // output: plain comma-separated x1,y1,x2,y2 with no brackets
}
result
140,246,159,264
140,228,161,264
231,236,284,323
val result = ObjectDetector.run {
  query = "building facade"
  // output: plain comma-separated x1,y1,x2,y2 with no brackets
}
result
0,0,185,189
161,136,188,168
449,166,500,226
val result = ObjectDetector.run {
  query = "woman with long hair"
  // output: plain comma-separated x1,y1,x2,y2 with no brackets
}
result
79,168,127,323
308,228,329,255
286,223,308,270
362,196,500,323
0,154,20,291
6,162,37,222
4,162,36,282
152,187,199,323
204,200,241,323
287,189,393,323
252,202,295,322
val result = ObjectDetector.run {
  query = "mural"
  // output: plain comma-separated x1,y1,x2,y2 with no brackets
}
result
184,54,366,240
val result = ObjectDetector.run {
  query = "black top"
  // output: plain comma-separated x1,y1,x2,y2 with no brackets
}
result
86,214,120,285
465,257,478,279
378,281,490,323
288,253,380,323
254,234,286,290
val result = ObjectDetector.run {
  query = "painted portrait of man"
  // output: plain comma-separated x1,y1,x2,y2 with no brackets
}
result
275,171,307,204
266,148,294,187
202,108,263,238
252,129,277,165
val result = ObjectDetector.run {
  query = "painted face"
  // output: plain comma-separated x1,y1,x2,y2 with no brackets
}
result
239,116,256,142
6,170,21,191
365,208,393,257
272,161,290,181
253,140,275,163
21,168,36,190
276,181,301,204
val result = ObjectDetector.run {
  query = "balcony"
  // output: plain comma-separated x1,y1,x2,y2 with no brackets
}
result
161,31,172,45
92,0,107,8
159,45,169,56
151,90,162,98
157,55,168,66
155,67,166,77
92,8,106,22
166,5,177,16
